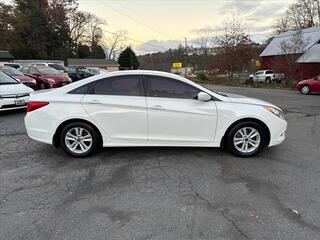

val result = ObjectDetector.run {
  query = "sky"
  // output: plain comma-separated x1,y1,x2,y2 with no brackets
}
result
78,0,295,54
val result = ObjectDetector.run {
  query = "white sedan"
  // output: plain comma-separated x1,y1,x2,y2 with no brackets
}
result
25,70,287,158
0,71,33,111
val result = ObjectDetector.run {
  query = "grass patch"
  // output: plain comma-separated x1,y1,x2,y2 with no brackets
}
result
191,76,293,90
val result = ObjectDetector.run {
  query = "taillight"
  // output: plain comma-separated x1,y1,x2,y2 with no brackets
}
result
76,72,80,77
27,101,49,112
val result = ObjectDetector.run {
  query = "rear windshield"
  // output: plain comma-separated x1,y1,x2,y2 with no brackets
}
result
38,68,60,75
0,71,19,84
4,63,20,69
48,64,65,70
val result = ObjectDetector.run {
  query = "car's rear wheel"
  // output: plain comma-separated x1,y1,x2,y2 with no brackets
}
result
40,82,46,89
60,122,100,157
226,121,267,157
265,77,272,84
301,85,311,95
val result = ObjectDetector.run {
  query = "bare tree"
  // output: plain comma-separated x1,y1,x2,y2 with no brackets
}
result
69,11,92,50
216,16,253,78
192,28,215,72
104,30,127,59
274,0,320,34
279,30,310,85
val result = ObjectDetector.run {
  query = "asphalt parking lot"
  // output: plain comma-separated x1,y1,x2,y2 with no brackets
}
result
1,85,320,240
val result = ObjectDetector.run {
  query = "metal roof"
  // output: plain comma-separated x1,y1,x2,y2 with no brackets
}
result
296,44,320,63
0,50,14,59
260,26,320,57
67,58,120,67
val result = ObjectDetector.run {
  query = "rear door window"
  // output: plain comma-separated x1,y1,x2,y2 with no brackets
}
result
92,75,142,96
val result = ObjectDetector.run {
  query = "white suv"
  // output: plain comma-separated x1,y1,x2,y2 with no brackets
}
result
249,70,284,83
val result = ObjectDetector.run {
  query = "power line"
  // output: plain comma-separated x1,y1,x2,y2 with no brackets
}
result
102,1,177,40
113,0,186,40
102,29,170,51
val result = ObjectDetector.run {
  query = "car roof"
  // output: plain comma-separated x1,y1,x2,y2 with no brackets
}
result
31,66,53,69
0,66,15,69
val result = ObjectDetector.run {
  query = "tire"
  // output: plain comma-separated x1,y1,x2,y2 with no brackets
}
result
40,82,46,89
300,85,311,95
60,122,100,157
265,77,271,84
225,121,267,157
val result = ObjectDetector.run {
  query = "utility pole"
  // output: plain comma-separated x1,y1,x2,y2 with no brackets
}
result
150,54,154,70
184,37,188,77
131,54,133,70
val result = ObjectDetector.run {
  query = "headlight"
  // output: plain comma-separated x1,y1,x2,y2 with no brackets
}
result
265,106,285,120
46,78,55,83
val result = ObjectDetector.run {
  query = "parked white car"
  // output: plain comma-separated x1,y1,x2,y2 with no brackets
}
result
249,70,285,83
0,71,34,111
25,70,287,157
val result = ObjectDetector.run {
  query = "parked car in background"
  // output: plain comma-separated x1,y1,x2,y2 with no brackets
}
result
249,70,285,83
20,66,71,89
86,67,106,75
0,62,22,69
296,75,320,94
31,62,67,74
66,66,93,82
25,70,287,158
0,66,37,90
0,70,33,111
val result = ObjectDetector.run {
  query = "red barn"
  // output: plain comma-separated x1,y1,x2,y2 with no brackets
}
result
260,26,320,81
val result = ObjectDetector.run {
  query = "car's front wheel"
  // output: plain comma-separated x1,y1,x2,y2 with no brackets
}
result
300,85,311,95
226,121,267,157
60,122,100,157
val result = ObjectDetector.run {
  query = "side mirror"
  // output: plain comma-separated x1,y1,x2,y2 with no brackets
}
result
197,92,212,101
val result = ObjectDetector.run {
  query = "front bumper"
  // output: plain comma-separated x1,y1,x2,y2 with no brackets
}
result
268,119,287,147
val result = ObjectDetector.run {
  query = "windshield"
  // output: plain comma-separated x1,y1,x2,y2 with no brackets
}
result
0,71,19,84
1,67,24,76
37,68,60,75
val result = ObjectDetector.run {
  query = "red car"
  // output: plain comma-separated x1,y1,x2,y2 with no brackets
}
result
296,75,320,94
20,66,71,89
0,66,37,90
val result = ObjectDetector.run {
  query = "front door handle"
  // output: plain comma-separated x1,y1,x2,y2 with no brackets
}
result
87,99,102,105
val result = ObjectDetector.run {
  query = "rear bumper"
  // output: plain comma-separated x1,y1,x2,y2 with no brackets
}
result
25,111,54,145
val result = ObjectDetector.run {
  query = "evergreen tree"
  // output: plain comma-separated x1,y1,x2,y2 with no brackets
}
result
118,47,139,70
14,0,50,59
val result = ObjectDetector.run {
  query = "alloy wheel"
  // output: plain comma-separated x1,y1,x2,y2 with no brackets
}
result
301,85,310,94
65,127,93,154
233,127,261,154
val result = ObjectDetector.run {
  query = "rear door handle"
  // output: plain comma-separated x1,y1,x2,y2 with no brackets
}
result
151,105,163,110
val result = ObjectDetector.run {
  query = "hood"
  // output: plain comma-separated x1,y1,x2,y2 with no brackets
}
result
40,74,70,82
297,78,313,84
225,93,279,109
0,83,33,95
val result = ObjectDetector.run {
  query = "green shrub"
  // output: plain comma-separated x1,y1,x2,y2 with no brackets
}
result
197,73,209,81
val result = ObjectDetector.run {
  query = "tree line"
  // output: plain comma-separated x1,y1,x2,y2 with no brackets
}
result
140,16,257,78
0,0,106,61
